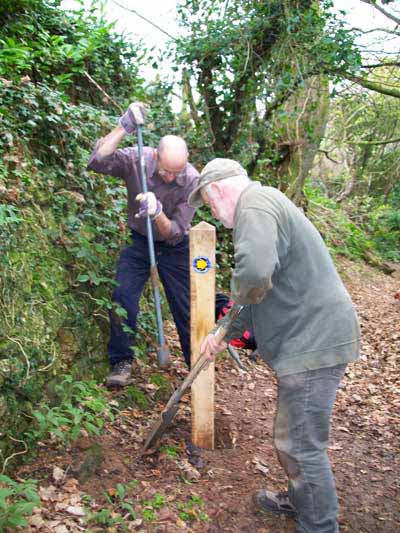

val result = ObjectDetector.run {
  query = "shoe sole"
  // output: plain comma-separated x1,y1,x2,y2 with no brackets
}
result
105,378,133,389
252,494,296,519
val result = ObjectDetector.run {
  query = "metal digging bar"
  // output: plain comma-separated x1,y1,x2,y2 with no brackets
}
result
136,123,170,368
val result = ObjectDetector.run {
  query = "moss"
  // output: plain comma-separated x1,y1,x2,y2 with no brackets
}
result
118,385,149,411
77,443,105,483
150,373,172,402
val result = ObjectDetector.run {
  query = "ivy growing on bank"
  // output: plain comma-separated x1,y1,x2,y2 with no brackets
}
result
0,0,399,477
0,0,159,471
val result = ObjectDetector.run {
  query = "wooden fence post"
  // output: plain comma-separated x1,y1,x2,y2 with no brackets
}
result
190,221,216,449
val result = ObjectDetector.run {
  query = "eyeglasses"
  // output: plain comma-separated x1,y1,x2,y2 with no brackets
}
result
157,159,186,180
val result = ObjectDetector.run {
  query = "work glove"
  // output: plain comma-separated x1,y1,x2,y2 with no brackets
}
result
135,192,163,219
119,102,146,134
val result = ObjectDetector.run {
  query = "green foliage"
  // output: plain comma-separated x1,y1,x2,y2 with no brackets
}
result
174,0,360,174
149,373,172,401
0,205,22,227
116,385,149,411
142,492,165,521
25,375,112,445
369,195,400,262
159,444,180,458
313,82,399,262
86,507,122,527
177,494,209,522
0,76,128,467
305,183,376,261
323,86,400,201
0,0,164,469
0,475,40,530
0,0,145,106
87,480,139,528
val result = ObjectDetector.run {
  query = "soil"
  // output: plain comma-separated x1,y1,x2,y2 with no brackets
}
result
19,258,400,532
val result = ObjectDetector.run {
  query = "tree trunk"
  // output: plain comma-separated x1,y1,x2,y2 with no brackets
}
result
274,76,330,205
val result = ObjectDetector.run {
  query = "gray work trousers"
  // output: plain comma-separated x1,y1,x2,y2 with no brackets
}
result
274,363,347,533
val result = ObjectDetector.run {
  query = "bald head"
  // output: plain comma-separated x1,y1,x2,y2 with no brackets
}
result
156,135,189,183
158,135,188,167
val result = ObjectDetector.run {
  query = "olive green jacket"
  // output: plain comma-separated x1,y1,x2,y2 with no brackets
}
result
222,182,360,377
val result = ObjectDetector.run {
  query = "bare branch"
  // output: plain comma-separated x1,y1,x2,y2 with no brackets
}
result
359,0,400,26
361,62,400,68
351,26,400,36
111,0,177,41
340,71,400,98
348,136,400,145
318,149,340,164
84,71,124,113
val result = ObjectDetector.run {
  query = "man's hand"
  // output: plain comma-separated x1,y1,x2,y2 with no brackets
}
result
119,102,146,134
135,192,163,219
200,333,228,362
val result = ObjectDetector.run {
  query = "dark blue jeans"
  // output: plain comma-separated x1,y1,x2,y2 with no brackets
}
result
108,231,190,366
274,363,347,533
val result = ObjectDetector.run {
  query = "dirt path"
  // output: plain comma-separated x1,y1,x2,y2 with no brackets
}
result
20,259,400,532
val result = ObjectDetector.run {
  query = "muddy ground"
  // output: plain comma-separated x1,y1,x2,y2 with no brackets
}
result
19,258,400,532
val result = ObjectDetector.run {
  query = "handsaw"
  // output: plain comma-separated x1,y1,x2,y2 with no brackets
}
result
142,304,243,452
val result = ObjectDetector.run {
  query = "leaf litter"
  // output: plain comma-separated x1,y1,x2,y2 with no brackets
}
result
17,258,399,532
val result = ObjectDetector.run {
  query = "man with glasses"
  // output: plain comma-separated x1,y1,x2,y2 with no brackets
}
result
87,103,199,387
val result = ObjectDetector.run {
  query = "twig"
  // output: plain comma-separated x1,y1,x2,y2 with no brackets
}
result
362,62,400,69
6,336,30,382
318,149,340,164
309,199,336,212
1,436,28,474
347,136,400,146
242,41,251,75
38,344,57,372
111,0,177,41
359,0,400,26
351,27,400,37
84,71,124,113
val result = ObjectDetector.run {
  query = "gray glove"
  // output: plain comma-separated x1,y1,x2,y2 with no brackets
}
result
119,102,146,134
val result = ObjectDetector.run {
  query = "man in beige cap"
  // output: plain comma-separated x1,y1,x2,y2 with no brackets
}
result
188,158,360,533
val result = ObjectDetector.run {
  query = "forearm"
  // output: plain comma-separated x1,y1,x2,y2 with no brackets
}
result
154,212,173,240
96,125,127,158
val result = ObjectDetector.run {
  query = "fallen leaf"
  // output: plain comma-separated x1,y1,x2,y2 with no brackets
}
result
178,459,201,481
63,478,79,493
253,456,269,476
39,485,58,502
53,466,65,483
66,505,86,517
54,526,69,533
175,517,187,529
28,514,45,528
336,426,350,434
158,507,175,521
